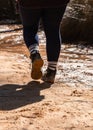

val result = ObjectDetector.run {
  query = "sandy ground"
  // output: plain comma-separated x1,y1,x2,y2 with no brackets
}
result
0,25,93,130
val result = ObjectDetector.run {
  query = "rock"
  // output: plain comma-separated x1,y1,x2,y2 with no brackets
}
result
61,0,93,43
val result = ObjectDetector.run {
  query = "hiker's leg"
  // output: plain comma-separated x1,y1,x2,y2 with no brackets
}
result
19,7,41,53
19,7,44,80
41,5,67,83
42,6,66,68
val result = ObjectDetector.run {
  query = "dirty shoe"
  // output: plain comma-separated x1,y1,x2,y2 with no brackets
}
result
42,68,56,83
30,52,44,80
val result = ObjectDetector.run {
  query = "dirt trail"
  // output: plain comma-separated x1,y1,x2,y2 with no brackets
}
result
0,26,93,130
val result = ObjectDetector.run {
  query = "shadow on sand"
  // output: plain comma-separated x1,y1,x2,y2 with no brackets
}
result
0,81,52,110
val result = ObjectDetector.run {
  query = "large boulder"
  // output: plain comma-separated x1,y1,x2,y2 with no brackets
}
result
61,0,93,43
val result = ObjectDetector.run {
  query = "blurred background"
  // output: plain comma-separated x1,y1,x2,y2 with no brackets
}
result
0,0,93,43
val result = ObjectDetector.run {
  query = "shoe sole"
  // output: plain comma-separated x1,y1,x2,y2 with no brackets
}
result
42,77,55,83
31,58,44,80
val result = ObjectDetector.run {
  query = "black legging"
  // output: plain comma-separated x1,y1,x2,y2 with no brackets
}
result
19,5,66,61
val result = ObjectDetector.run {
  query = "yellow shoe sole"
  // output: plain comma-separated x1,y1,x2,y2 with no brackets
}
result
31,58,44,80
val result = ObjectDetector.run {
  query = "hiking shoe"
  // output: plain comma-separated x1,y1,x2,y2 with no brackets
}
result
42,68,56,83
30,52,44,80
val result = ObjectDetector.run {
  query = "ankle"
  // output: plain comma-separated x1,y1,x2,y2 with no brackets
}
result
48,61,57,71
